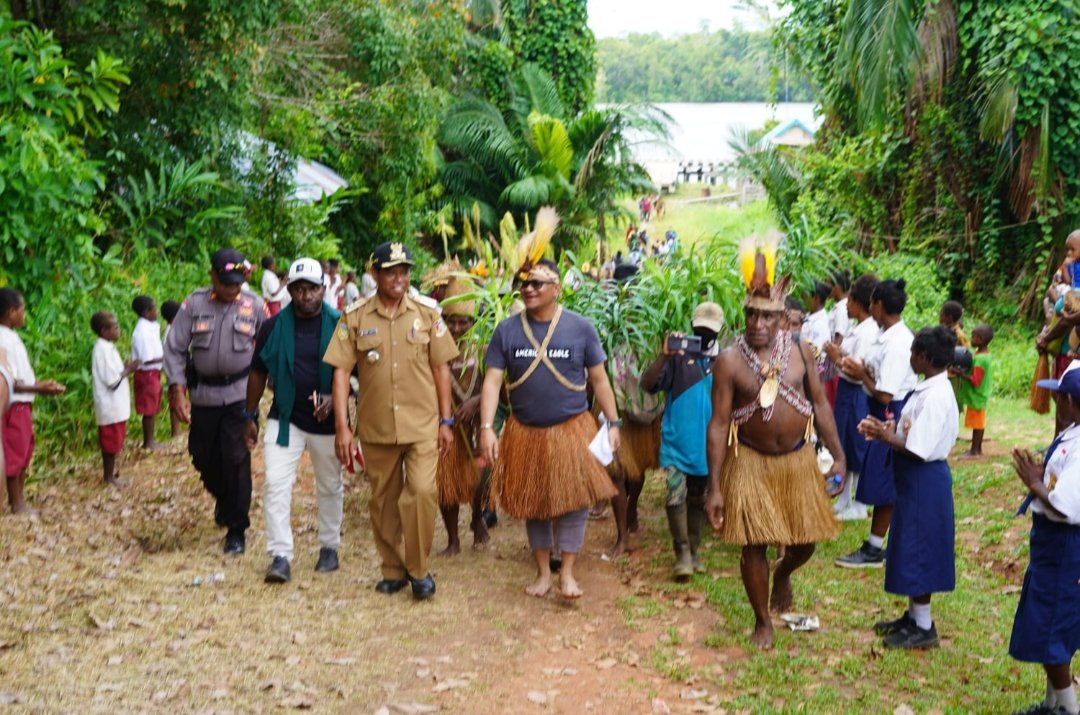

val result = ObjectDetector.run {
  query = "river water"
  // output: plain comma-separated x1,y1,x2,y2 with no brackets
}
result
630,101,819,163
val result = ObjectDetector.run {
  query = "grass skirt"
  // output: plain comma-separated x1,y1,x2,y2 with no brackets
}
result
718,441,840,546
610,419,661,483
492,412,617,520
436,427,480,507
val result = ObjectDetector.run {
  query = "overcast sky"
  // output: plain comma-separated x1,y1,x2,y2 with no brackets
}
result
588,0,776,38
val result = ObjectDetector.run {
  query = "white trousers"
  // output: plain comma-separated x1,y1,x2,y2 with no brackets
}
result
263,419,343,561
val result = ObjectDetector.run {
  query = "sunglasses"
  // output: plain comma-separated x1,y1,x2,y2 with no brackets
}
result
217,261,251,273
519,279,555,291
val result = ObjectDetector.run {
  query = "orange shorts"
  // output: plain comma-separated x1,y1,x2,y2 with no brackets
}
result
964,407,986,430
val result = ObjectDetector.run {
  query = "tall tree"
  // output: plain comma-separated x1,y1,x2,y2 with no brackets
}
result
503,0,595,114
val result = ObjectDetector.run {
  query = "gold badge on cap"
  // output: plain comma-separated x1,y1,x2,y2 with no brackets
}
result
390,242,407,262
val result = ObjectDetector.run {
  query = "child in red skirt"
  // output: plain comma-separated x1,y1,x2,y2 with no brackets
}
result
91,312,139,486
131,295,164,449
0,288,66,513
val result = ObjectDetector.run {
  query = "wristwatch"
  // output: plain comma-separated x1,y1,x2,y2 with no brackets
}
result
439,417,456,427
609,418,624,428
241,409,259,422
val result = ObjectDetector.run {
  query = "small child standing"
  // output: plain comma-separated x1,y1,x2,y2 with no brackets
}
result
131,296,164,449
858,326,959,649
0,288,66,513
91,312,139,486
939,300,970,348
159,300,182,439
1010,362,1080,715
952,324,993,457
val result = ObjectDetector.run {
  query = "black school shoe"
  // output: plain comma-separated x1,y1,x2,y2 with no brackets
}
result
883,621,939,649
264,556,291,584
873,611,914,636
314,547,339,573
834,541,885,568
224,533,246,555
375,577,409,594
408,573,436,600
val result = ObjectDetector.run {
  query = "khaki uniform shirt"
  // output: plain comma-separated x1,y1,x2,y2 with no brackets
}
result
163,286,267,406
323,294,458,445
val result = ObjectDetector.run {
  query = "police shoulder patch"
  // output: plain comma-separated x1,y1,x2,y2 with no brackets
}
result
336,322,350,341
433,318,448,338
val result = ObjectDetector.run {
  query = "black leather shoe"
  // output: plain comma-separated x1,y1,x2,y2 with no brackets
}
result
223,533,245,555
409,573,436,600
375,577,409,594
265,556,291,584
314,547,339,573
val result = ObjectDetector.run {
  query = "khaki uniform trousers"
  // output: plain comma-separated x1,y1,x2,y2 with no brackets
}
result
362,439,439,579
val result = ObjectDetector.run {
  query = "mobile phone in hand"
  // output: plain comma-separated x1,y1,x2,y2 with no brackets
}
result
667,334,702,354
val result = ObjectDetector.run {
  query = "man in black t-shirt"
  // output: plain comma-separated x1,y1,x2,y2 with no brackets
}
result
244,258,344,584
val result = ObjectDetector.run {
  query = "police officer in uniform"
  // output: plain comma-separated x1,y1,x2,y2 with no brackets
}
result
164,248,268,554
324,241,458,599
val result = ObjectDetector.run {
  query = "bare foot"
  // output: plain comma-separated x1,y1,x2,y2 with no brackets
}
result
438,542,461,557
749,622,774,649
559,573,583,600
770,575,794,613
603,539,629,561
471,520,490,546
11,505,38,517
105,477,131,488
525,574,551,598
958,450,982,460
143,442,165,452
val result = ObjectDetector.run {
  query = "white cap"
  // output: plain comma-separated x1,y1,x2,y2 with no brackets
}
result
287,258,323,286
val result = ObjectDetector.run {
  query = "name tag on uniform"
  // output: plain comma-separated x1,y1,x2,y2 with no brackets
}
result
359,328,377,337
238,304,254,318
194,319,213,332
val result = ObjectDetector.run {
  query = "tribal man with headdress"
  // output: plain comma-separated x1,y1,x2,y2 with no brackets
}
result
705,237,845,649
432,268,489,554
479,207,620,599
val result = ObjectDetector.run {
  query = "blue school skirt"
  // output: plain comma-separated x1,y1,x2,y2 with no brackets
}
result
855,398,907,506
833,379,870,473
883,453,955,596
1009,514,1080,664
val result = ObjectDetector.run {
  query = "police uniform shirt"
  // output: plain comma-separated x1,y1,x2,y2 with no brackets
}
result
867,319,917,400
895,372,958,462
163,287,267,406
322,294,458,445
1034,423,1080,525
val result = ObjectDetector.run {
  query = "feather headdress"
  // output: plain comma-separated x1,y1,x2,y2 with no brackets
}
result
739,232,789,311
515,206,559,281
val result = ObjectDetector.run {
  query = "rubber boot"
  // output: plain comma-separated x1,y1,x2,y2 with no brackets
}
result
687,495,707,574
666,504,694,582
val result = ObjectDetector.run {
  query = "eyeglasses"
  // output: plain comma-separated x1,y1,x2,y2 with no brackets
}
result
520,279,555,291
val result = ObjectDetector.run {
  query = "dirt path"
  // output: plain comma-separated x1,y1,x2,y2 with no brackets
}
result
0,442,738,713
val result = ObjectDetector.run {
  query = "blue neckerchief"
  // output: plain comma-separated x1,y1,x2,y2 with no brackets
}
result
1018,430,1068,515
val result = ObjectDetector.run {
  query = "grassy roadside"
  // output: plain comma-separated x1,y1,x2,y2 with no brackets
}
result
624,395,1055,714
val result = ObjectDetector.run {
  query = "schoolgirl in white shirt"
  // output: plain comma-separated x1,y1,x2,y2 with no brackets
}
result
858,326,959,649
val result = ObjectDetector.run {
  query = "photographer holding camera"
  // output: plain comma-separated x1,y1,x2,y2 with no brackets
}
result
640,302,724,581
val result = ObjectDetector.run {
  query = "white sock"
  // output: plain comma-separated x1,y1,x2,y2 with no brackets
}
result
909,601,932,630
868,533,885,550
1045,677,1058,708
1057,686,1078,714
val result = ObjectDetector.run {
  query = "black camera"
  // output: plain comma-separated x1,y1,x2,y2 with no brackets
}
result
667,334,702,354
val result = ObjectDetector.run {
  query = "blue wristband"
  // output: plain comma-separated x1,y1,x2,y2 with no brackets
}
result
439,417,455,427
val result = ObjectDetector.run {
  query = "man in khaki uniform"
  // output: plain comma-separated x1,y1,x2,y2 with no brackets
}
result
324,241,458,600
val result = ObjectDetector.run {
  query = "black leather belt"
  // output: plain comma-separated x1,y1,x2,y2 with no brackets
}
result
198,368,250,386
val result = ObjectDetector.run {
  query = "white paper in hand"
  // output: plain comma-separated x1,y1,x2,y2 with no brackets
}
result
589,421,614,466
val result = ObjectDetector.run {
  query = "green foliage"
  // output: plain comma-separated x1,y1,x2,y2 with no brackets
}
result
0,18,128,299
865,250,948,330
596,29,813,103
503,0,595,114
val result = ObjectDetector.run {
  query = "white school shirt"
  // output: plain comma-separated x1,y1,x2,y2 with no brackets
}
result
1034,422,1080,525
92,338,131,426
867,319,917,400
839,318,880,384
0,325,34,404
895,371,958,462
325,274,342,305
803,309,831,351
261,270,282,302
830,298,852,340
131,317,164,372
